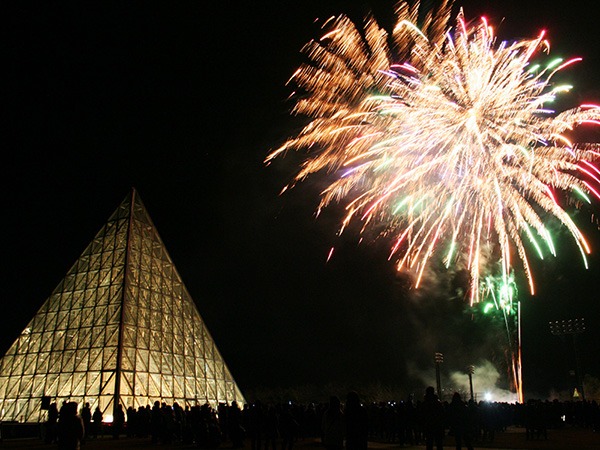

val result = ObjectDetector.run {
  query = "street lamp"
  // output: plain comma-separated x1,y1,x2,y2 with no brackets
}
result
466,365,475,401
434,352,444,400
549,318,586,400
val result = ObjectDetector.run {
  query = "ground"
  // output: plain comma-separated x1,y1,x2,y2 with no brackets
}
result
1,427,599,450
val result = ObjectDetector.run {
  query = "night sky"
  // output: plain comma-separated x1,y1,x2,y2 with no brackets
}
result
3,0,600,401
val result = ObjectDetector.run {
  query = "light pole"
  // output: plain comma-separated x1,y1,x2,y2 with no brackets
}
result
467,365,475,401
549,318,586,400
434,352,444,400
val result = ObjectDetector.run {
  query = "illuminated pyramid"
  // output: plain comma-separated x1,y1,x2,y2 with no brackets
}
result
0,189,244,422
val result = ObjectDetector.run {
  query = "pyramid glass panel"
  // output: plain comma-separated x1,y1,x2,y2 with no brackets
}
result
0,190,244,422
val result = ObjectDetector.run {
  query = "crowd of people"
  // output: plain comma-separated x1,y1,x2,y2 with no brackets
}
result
43,388,600,450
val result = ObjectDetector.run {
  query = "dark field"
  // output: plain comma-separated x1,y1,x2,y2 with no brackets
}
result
1,427,599,450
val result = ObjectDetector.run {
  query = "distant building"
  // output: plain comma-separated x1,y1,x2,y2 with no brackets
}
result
0,189,244,422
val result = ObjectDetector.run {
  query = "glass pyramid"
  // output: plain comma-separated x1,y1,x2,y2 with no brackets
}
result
0,190,245,422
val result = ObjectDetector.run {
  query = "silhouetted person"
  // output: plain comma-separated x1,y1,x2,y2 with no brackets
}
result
126,406,136,437
304,403,319,438
59,400,69,425
279,403,299,450
80,403,91,443
322,396,344,450
344,392,368,450
173,402,184,442
228,401,245,448
248,401,264,450
91,406,103,438
44,402,58,444
45,402,59,443
161,402,174,444
405,394,420,445
419,386,444,450
264,404,279,450
151,401,162,444
57,402,84,450
137,405,150,438
112,403,125,439
448,393,473,450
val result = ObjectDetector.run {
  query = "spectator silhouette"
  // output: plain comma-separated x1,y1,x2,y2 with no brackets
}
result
248,401,264,450
126,406,136,437
345,391,368,450
228,401,245,448
45,401,59,444
322,396,344,450
59,401,69,421
138,405,151,438
280,403,299,450
161,402,175,444
151,401,162,443
405,394,420,445
80,402,91,443
264,404,279,450
112,403,125,439
419,386,445,450
173,402,184,442
91,406,103,438
57,402,84,450
448,393,473,450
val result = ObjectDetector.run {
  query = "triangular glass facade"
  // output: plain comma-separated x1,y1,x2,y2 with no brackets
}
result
0,190,244,422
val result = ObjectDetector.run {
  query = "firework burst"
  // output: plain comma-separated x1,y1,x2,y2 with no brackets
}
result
266,0,600,303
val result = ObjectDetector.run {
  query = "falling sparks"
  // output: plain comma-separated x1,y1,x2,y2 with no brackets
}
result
326,246,335,262
266,0,600,303
480,273,523,403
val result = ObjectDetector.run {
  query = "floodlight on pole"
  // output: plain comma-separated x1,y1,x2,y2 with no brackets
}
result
548,318,586,401
434,352,444,400
467,365,475,401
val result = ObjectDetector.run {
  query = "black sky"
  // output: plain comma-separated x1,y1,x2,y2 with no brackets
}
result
3,0,600,400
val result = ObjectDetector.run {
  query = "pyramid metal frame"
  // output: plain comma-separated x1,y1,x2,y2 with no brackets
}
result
0,190,244,422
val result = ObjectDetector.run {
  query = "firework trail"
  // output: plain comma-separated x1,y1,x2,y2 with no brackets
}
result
266,0,600,305
480,273,523,402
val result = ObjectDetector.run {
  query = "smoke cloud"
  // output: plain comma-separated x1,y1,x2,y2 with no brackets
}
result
448,360,517,403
